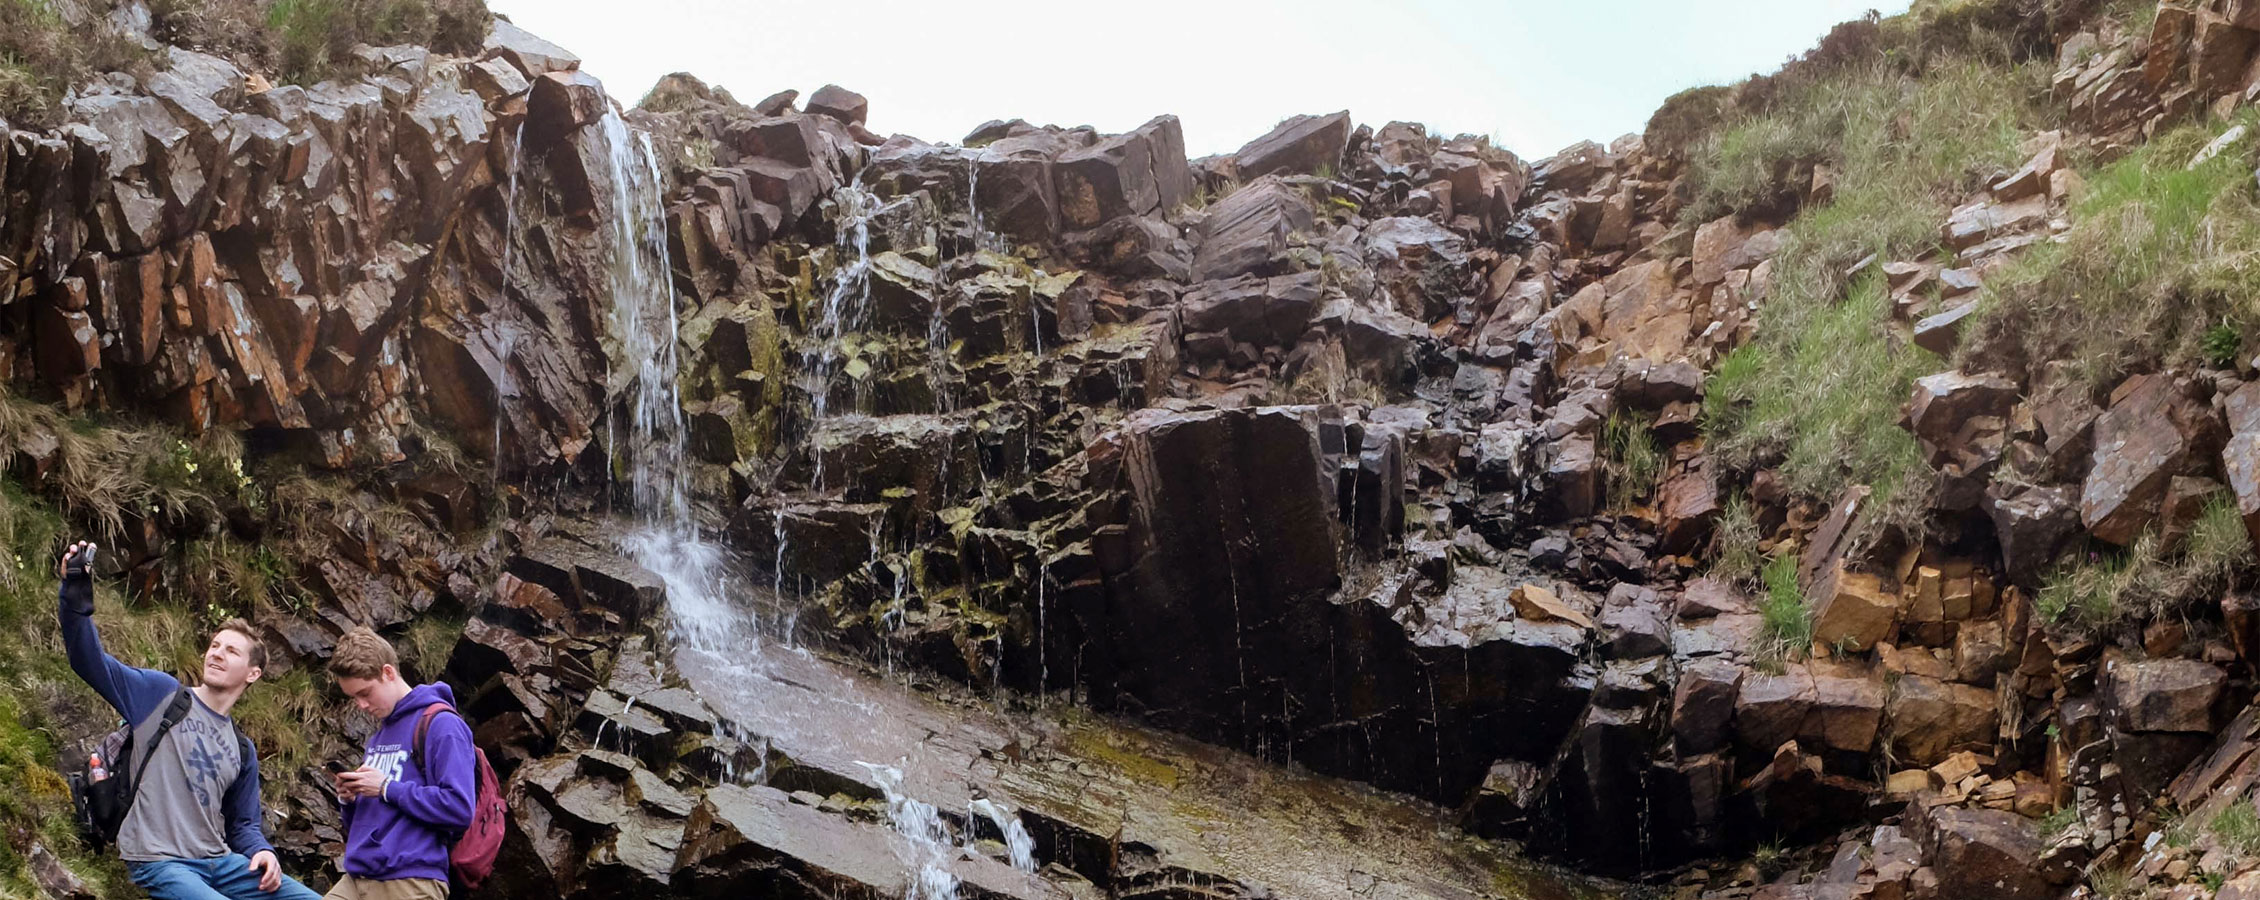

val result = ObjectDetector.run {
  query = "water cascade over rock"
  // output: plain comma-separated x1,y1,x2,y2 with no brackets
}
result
25,5,2260,900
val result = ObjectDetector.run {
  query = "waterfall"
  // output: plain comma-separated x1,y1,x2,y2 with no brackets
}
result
600,109,689,527
590,107,753,655
591,111,1050,897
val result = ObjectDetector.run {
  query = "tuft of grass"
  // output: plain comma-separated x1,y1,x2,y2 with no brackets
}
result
1751,841,1790,880
1700,51,2049,541
2038,805,2078,838
1709,493,1764,584
2038,496,2256,626
0,390,250,544
230,666,341,779
399,612,467,684
2088,865,2140,900
2214,802,2260,858
1965,116,2260,387
1757,552,1812,663
1600,413,1662,514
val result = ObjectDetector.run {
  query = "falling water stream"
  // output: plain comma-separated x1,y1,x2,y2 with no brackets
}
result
492,119,526,482
592,108,1046,895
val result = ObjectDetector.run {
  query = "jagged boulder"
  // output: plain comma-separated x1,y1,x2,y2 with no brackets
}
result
1191,176,1312,282
2106,657,2227,733
1912,807,2053,900
1055,115,1190,230
805,84,869,125
2085,374,2215,544
1886,675,1998,767
1232,111,1352,178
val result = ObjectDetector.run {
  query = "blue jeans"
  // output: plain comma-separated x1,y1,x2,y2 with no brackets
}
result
128,853,323,900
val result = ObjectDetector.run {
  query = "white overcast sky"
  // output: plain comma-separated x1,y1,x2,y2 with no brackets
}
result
488,0,1914,160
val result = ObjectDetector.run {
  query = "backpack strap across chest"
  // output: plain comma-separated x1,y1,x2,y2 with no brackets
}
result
409,702,459,776
126,688,197,797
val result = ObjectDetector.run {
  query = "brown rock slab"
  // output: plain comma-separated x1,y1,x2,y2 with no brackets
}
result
680,783,1062,900
1886,675,1998,767
1232,111,1352,179
1677,576,1749,620
1804,669,1886,753
1510,583,1595,629
1812,567,1898,652
2107,657,2226,733
1912,302,1978,356
1736,666,1816,755
1674,657,1744,755
804,84,868,125
2084,374,2194,545
1913,807,2051,900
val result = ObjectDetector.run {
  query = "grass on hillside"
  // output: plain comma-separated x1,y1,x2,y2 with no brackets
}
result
1962,115,2260,386
1697,50,2051,539
150,0,490,85
2036,495,2255,626
0,0,154,128
1757,552,1812,668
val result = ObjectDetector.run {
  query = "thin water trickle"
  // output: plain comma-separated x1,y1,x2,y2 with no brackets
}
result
806,181,906,490
492,119,527,483
859,762,962,900
968,797,1038,874
965,152,983,249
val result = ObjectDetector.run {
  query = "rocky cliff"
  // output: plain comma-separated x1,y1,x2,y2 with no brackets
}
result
14,0,2260,899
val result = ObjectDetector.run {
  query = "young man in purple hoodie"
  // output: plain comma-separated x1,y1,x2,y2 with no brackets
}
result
323,627,474,900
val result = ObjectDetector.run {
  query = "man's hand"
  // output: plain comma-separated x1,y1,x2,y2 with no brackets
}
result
247,849,282,892
336,766,388,800
57,541,93,579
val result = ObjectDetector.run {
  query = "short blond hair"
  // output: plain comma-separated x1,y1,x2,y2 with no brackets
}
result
327,626,398,680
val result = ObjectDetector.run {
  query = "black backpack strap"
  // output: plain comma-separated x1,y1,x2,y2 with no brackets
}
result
126,689,195,803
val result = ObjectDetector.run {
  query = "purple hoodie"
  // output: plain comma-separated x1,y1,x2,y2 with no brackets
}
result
340,682,475,882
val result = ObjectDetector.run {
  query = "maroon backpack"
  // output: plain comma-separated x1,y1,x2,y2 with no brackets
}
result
411,703,508,889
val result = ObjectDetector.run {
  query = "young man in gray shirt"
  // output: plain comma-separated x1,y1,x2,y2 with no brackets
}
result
57,540,322,900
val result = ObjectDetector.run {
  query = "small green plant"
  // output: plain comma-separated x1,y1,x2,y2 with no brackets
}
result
1601,413,1663,514
2205,324,2244,369
1758,553,1812,662
2039,805,2079,838
2212,802,2260,858
1751,841,1790,880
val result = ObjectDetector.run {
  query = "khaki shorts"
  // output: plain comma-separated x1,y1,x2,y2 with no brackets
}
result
323,875,448,900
